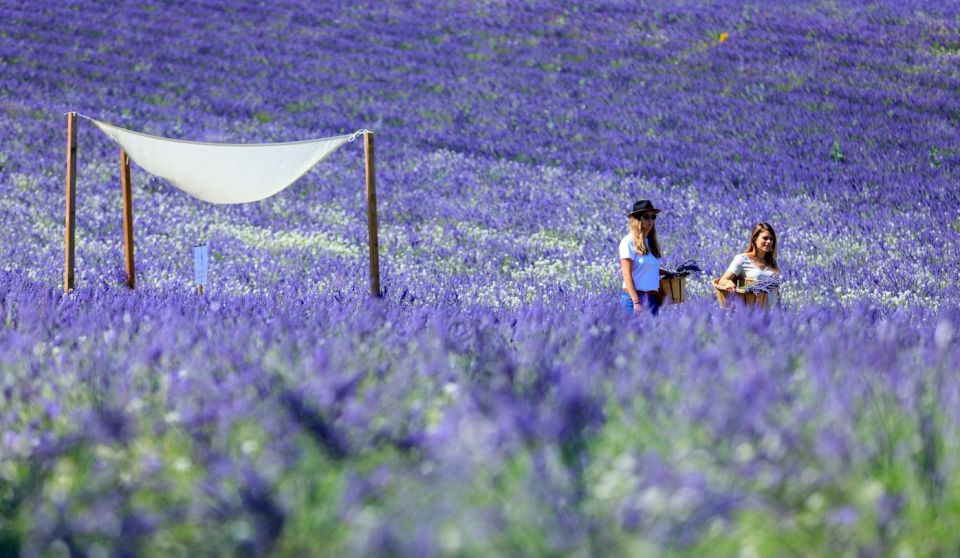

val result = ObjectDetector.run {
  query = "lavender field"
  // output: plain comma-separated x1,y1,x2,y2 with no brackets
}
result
2,1,960,556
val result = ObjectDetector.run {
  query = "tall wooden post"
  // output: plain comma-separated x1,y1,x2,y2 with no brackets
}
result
363,131,381,297
120,149,135,288
64,112,78,293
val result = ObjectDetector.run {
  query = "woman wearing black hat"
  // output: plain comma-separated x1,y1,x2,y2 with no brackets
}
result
619,200,664,315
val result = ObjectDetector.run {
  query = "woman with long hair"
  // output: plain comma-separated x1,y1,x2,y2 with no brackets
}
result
619,200,665,315
717,222,781,305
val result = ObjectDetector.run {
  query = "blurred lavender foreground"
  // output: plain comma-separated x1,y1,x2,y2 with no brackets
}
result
2,1,960,556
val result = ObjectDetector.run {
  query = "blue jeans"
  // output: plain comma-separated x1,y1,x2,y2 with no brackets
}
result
620,291,661,316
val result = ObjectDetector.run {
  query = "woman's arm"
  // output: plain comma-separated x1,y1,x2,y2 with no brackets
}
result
717,271,738,291
620,259,641,306
717,254,743,291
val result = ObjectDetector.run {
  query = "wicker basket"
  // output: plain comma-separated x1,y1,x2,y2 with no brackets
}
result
659,275,687,304
712,278,768,308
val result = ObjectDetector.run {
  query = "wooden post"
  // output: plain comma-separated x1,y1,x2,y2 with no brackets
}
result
120,149,135,288
364,131,381,297
64,112,78,293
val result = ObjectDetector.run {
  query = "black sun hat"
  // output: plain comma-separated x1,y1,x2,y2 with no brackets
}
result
627,199,661,218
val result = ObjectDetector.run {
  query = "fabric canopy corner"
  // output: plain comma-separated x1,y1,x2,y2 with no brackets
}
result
90,119,356,204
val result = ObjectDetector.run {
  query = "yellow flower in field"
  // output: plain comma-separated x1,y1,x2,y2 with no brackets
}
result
718,32,730,43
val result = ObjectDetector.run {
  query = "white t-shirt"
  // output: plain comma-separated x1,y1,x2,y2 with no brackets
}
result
619,234,660,291
725,253,779,304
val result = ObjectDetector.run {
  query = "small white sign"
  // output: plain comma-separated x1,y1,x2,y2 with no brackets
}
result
194,244,208,287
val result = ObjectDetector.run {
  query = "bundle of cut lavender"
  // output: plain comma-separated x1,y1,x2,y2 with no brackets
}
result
742,275,782,294
662,259,703,279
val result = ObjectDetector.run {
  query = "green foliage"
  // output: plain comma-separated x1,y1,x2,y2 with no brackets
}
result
831,136,844,162
929,146,943,169
272,440,350,556
143,94,169,107
283,101,313,114
254,111,275,124
930,41,960,56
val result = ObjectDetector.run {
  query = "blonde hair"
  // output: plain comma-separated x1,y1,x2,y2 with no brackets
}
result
745,222,778,272
628,215,661,258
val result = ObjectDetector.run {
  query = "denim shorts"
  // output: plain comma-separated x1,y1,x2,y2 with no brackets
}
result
620,291,661,316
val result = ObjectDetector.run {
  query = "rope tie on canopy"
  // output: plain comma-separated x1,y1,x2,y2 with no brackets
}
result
66,112,98,120
349,129,372,142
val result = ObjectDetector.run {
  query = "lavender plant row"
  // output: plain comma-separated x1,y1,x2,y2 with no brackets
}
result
1,0,959,555
1,275,959,556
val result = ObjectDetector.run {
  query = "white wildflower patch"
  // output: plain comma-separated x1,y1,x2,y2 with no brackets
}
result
11,173,35,191
211,222,358,258
305,202,354,228
526,228,583,253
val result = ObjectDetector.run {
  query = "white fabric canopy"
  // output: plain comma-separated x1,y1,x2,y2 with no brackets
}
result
90,118,358,204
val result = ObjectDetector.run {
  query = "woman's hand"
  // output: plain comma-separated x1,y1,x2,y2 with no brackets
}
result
716,278,736,291
632,300,644,315
717,271,738,291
